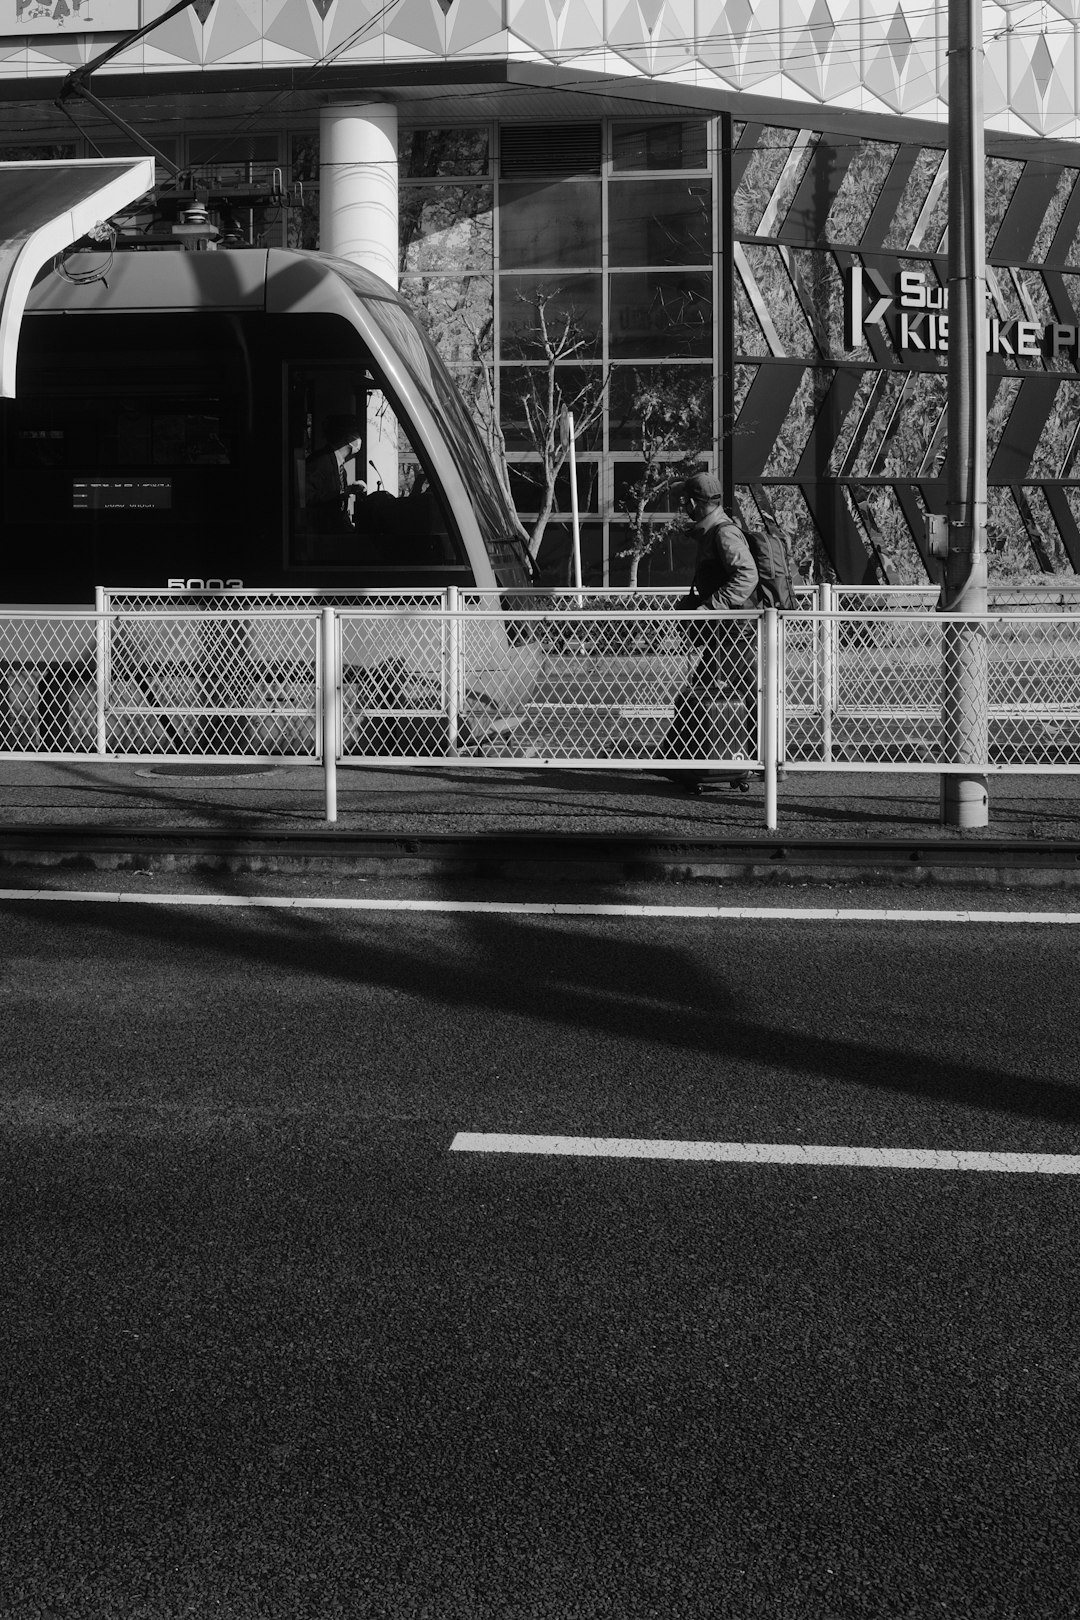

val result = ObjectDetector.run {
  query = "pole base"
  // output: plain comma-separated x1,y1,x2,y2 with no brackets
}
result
940,773,988,829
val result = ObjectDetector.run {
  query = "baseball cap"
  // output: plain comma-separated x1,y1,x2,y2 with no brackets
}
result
681,471,724,503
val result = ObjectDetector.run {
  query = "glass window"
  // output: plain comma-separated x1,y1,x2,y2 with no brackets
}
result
533,521,604,586
0,142,76,161
608,271,713,360
333,269,527,571
607,520,697,587
611,121,708,172
498,180,602,269
612,461,692,514
287,363,467,572
82,134,180,173
188,135,278,163
499,276,602,358
4,345,241,529
508,459,599,514
291,132,318,183
399,128,490,177
608,180,712,267
399,276,494,366
499,366,605,452
608,365,714,452
399,184,492,272
186,134,280,195
9,368,237,472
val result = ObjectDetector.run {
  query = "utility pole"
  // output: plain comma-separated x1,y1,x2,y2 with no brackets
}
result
940,0,990,828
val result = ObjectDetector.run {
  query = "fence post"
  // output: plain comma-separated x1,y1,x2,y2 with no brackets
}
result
818,580,834,763
445,584,460,752
94,586,107,756
763,606,779,831
321,606,337,824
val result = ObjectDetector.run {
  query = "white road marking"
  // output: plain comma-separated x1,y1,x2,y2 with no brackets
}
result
0,890,1079,923
449,1134,1080,1174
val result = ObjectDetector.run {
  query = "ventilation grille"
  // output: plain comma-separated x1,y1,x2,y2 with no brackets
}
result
500,124,602,178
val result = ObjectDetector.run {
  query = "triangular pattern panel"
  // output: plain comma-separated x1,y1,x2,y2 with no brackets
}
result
383,0,448,57
861,2,940,116
445,0,506,54
983,34,1013,123
263,0,322,63
506,0,556,54
10,0,1080,141
782,0,864,104
1009,31,1078,136
507,0,605,56
138,4,204,64
204,0,263,64
326,0,391,61
608,0,696,79
696,0,784,91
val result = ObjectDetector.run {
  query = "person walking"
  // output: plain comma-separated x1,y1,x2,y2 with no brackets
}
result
659,471,759,788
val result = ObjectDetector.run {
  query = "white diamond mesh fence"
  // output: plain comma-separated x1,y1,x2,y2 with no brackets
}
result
338,606,763,768
5,602,1080,830
100,587,445,614
0,614,99,755
783,612,1080,769
104,612,319,758
0,611,320,760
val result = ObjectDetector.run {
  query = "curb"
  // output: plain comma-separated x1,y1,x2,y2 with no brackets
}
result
4,828,1080,887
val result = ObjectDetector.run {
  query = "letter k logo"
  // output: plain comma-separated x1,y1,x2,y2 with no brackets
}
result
844,266,892,349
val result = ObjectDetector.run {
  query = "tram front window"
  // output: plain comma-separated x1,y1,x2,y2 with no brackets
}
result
288,363,466,573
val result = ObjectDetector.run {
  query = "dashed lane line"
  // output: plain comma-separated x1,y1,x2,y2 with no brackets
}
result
1,890,1080,923
449,1134,1080,1174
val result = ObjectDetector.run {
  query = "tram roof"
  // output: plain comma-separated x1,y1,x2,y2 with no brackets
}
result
23,244,404,318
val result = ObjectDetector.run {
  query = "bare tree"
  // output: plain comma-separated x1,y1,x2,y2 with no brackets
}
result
613,368,713,587
499,286,608,561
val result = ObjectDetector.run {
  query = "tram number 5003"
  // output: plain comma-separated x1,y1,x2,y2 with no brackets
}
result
167,578,244,591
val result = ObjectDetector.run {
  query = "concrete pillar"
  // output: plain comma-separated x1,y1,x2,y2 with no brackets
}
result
318,102,398,286
318,103,399,494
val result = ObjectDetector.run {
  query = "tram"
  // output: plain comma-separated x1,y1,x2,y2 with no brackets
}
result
4,246,534,604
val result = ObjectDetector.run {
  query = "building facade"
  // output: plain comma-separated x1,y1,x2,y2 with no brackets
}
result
4,0,1080,587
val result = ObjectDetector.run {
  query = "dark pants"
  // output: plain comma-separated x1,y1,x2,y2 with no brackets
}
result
663,616,758,765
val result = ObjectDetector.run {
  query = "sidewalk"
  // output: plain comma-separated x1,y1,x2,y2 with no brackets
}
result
0,760,1078,884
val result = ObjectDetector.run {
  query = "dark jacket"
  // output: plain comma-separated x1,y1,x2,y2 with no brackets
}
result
686,506,759,610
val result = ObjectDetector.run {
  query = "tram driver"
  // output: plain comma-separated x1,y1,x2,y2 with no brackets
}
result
304,414,368,533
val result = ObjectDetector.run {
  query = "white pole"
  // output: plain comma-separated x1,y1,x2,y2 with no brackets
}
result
818,580,834,763
94,585,107,756
321,606,337,823
763,607,779,831
445,584,460,752
566,409,583,605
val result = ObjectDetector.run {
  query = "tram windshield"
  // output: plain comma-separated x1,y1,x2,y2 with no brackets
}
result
289,360,467,571
354,287,514,551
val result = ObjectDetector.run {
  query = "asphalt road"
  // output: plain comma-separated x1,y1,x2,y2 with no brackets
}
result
1,882,1078,1619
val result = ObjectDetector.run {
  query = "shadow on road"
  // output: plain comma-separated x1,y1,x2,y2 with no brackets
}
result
1,882,1075,1131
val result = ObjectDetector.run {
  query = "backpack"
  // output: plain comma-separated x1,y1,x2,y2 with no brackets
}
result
734,521,797,611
